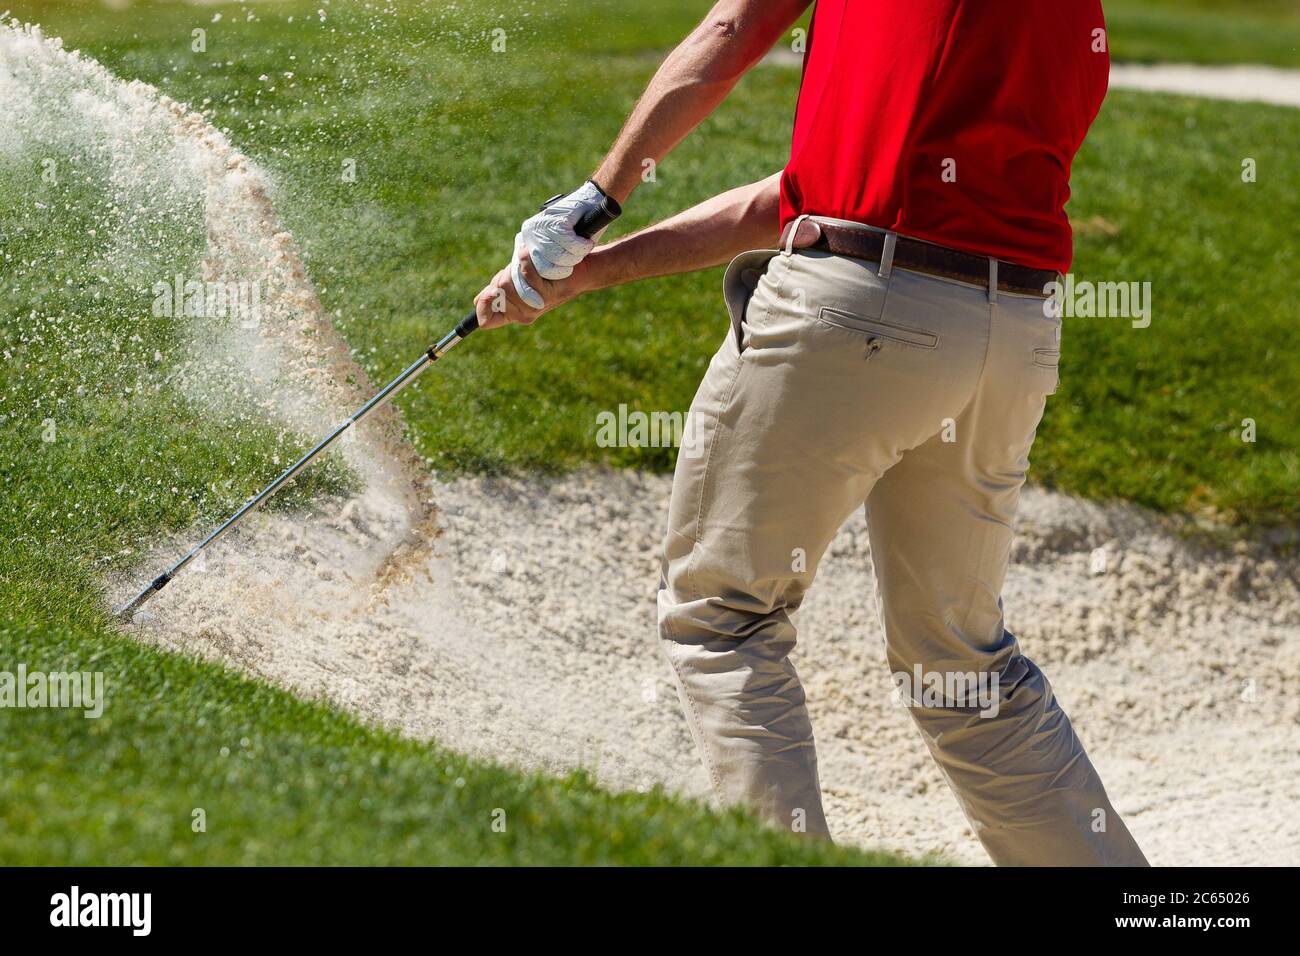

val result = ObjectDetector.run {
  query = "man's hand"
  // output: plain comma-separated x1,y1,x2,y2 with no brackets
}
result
510,180,618,310
475,241,593,330
472,173,811,332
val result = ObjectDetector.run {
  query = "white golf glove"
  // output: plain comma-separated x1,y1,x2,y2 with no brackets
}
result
511,180,619,309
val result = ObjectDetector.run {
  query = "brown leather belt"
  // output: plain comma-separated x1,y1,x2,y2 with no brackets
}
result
808,223,1057,298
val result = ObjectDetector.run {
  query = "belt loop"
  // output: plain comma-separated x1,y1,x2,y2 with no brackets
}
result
878,232,897,279
782,214,811,256
988,258,999,303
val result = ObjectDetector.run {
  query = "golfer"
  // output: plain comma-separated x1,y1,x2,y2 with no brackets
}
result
475,0,1147,866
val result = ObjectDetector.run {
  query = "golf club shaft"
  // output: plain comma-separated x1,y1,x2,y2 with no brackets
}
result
115,312,480,620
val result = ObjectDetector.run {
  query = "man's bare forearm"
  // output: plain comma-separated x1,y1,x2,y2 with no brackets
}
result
580,174,780,293
475,0,808,327
592,0,810,203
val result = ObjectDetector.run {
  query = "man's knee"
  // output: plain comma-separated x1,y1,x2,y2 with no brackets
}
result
903,654,1096,786
658,535,807,650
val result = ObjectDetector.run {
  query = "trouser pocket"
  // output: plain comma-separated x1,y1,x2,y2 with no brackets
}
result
1033,347,1060,395
817,307,939,349
722,249,781,353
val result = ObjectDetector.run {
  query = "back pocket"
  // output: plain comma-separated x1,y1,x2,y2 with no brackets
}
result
817,307,939,349
1032,348,1061,394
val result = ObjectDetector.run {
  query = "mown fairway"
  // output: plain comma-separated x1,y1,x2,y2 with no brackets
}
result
1105,0,1300,66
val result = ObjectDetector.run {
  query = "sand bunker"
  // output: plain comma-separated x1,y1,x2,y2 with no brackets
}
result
126,468,1300,866
7,20,1296,865
1108,62,1300,108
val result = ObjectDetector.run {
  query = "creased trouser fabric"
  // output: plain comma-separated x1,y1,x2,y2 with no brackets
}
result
657,235,1147,866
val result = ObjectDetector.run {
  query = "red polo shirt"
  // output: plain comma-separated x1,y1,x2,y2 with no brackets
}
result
779,0,1109,274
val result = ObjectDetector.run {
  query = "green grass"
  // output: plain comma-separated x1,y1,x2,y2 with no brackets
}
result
11,0,1294,521
0,622,906,865
1105,0,1300,67
0,0,1294,865
1041,89,1298,524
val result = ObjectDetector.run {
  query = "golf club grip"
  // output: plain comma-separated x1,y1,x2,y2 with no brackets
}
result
459,194,619,336
574,200,619,239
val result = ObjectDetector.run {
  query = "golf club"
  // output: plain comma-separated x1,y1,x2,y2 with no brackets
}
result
115,197,617,623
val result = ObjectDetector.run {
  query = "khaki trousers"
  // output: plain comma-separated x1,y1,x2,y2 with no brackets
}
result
657,223,1147,866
